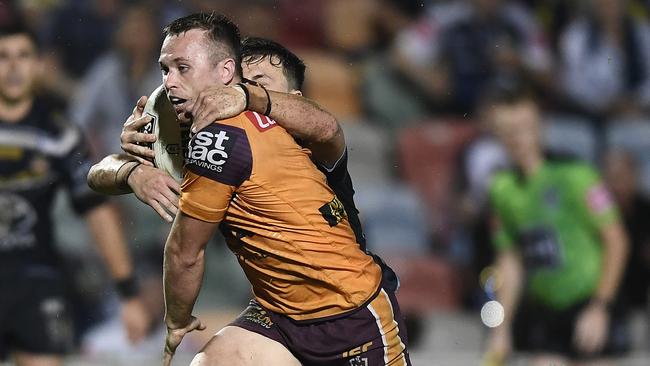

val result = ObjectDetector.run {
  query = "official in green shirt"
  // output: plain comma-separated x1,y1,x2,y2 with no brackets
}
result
482,86,629,366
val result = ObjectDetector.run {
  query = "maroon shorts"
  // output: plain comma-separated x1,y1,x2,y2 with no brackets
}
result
231,286,411,366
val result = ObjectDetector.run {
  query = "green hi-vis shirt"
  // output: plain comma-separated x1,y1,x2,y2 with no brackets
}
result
489,161,619,310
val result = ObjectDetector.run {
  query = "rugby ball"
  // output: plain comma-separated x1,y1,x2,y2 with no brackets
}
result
141,84,190,182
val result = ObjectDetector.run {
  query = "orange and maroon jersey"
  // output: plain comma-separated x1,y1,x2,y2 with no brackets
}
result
179,111,382,321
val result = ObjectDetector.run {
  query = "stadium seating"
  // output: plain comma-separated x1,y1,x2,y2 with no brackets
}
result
299,50,362,119
397,121,478,237
543,114,597,162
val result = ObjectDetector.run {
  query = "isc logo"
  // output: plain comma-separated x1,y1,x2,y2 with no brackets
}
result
188,130,230,166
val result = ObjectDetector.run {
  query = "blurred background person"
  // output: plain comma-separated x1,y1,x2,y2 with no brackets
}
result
603,150,650,313
0,21,150,366
559,0,650,120
483,85,629,366
69,3,161,159
38,0,126,101
369,0,551,125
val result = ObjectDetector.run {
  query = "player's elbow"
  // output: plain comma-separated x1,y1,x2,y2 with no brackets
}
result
317,118,341,143
87,164,99,191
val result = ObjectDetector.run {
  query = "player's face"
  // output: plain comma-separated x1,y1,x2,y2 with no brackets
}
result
159,29,235,123
242,55,302,95
0,34,39,103
491,101,542,163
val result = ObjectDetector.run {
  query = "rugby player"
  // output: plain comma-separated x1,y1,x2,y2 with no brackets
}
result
483,86,629,366
89,13,409,366
0,23,150,366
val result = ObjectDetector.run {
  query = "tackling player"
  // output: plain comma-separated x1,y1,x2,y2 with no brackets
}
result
90,13,410,366
0,23,150,366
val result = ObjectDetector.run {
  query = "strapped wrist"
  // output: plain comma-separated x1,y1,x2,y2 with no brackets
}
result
245,83,272,115
116,161,140,191
235,83,249,110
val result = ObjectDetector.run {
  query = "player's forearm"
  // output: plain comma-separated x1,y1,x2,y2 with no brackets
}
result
247,85,345,166
248,85,339,142
163,213,213,329
594,222,629,304
164,246,205,329
86,203,134,281
495,250,523,328
88,154,138,195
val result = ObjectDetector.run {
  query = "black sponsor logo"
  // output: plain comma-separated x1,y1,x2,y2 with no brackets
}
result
165,123,191,157
319,196,347,226
140,113,155,149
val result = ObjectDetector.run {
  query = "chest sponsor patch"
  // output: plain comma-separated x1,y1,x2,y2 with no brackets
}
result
185,124,252,186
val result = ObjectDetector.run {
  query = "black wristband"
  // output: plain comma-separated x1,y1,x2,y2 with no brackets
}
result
263,87,272,116
117,161,140,191
124,162,140,183
237,83,250,110
115,276,139,300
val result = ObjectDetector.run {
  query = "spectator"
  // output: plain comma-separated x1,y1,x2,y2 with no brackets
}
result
40,0,126,100
69,4,161,158
482,85,629,365
387,0,551,118
45,0,124,79
603,149,650,310
559,0,650,118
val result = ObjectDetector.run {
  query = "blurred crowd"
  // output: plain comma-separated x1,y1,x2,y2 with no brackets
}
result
3,0,650,363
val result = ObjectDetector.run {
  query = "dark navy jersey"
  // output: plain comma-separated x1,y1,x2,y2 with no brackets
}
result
317,150,366,250
318,149,399,292
0,97,106,274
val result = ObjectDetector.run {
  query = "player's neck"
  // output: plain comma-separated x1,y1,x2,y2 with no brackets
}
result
0,97,33,123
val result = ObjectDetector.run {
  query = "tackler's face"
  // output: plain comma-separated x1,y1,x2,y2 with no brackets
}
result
0,34,39,103
243,55,299,95
159,29,231,123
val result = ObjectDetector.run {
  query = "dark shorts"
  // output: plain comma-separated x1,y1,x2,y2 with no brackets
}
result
231,285,411,366
0,271,74,360
513,300,629,359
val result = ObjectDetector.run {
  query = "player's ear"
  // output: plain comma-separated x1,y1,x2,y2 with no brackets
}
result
219,58,237,85
290,89,302,96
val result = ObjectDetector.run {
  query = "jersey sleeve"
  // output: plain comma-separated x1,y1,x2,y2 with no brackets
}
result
318,148,348,184
569,164,619,229
179,122,252,223
488,175,516,252
57,125,107,214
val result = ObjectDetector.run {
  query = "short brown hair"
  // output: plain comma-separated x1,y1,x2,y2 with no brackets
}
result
163,12,242,77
